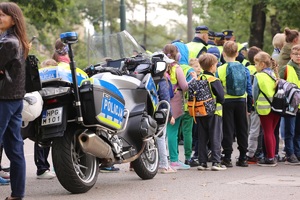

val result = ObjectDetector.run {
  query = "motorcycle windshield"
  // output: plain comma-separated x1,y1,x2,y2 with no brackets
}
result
88,31,148,65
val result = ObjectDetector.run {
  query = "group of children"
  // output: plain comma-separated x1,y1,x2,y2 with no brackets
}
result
156,34,296,173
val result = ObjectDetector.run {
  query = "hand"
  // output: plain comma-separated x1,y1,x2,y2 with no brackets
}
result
190,71,197,79
170,117,175,125
0,70,3,74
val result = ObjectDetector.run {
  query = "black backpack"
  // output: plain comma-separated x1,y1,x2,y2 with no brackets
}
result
259,72,300,116
25,55,41,93
187,75,216,121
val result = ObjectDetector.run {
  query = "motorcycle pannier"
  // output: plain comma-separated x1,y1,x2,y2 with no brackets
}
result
79,78,125,130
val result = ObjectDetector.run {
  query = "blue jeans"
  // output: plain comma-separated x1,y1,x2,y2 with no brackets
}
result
157,128,169,169
284,114,300,157
0,100,26,198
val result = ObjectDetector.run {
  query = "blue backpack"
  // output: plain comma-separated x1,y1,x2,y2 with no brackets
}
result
226,62,247,96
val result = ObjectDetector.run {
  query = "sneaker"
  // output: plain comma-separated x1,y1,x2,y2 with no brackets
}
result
236,159,248,167
197,163,211,171
170,161,190,170
0,166,10,172
257,158,277,167
211,162,227,171
221,158,233,168
0,176,10,185
158,166,177,174
246,156,257,164
99,166,120,173
285,154,300,165
185,158,199,167
0,170,10,179
37,170,56,179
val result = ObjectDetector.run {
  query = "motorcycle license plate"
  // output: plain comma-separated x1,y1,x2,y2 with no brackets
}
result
41,107,63,126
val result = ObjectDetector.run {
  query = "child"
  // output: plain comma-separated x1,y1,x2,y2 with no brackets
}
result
196,53,226,171
189,58,202,76
189,58,202,162
157,67,176,174
216,41,252,167
253,51,281,166
246,46,263,163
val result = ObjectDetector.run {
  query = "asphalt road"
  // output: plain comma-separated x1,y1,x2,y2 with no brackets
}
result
1,139,300,200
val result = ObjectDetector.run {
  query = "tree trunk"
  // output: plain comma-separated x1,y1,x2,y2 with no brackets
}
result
249,2,266,49
187,0,193,42
270,12,281,38
143,0,148,47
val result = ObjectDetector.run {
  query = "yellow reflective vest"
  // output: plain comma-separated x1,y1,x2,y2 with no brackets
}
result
285,65,300,108
186,42,205,59
255,72,276,115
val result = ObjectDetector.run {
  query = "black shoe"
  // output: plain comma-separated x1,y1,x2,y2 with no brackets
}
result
185,158,199,167
236,159,248,167
246,156,257,164
285,154,300,165
197,162,210,170
257,157,277,167
221,158,233,168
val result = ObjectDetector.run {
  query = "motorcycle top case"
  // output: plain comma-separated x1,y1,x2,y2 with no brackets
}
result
79,78,125,130
38,64,88,86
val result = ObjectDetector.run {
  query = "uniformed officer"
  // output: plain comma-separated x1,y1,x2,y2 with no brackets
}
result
186,25,209,59
222,30,249,67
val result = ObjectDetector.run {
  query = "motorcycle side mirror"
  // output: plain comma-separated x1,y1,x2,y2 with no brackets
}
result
154,61,166,74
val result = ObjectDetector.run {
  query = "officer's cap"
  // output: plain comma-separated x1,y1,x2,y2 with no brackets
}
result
208,31,215,37
223,30,234,39
215,32,225,40
195,25,209,34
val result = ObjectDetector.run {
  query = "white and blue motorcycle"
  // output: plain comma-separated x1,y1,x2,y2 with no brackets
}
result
34,31,169,193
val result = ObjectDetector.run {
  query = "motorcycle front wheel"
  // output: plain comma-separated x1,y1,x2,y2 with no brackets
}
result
132,138,158,179
52,123,99,193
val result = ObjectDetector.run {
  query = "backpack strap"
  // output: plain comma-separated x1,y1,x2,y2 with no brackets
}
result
258,88,272,105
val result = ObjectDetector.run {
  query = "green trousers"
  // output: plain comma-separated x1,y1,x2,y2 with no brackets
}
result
167,112,193,162
167,115,183,162
180,112,193,160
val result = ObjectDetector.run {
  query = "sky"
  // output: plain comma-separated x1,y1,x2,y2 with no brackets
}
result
128,1,186,27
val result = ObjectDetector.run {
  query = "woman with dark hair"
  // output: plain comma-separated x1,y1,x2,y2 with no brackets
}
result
0,2,30,199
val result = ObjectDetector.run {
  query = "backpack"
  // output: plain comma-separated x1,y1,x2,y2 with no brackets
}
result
226,62,247,96
187,75,216,122
259,72,300,116
25,55,42,93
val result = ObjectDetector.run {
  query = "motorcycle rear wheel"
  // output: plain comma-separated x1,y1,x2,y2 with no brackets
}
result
52,124,99,193
132,138,158,179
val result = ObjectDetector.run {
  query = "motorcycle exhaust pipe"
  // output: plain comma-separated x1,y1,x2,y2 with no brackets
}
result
78,132,114,161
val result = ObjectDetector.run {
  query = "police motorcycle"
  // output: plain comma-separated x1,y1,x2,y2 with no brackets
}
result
35,31,170,194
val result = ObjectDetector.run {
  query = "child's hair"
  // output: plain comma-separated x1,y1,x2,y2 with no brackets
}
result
163,44,179,62
189,58,199,67
284,27,299,43
254,51,279,78
52,39,69,62
272,33,285,49
198,53,218,71
291,44,300,52
247,46,262,65
0,2,30,58
223,41,238,58
41,59,58,68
